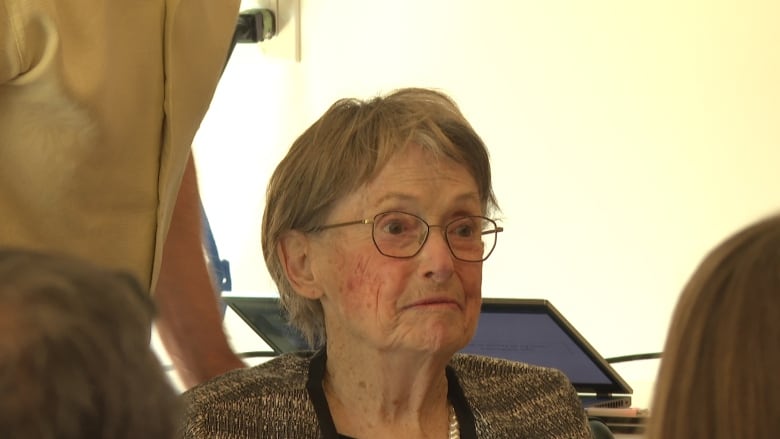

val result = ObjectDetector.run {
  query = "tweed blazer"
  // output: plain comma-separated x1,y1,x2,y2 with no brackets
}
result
181,352,592,438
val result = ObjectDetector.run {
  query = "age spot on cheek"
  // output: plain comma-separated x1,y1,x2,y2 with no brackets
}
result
342,256,385,302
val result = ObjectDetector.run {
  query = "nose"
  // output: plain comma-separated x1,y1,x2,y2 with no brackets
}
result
419,225,455,281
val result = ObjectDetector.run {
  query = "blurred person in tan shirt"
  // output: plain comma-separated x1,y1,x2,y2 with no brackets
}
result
0,0,245,387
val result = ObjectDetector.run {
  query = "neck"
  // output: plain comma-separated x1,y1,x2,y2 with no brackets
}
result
323,343,453,438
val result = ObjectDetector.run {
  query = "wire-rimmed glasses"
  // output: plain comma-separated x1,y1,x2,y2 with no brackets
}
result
314,211,503,262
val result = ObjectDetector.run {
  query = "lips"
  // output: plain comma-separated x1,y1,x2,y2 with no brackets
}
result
403,297,461,310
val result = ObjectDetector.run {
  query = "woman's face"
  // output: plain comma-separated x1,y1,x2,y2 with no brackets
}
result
308,144,484,358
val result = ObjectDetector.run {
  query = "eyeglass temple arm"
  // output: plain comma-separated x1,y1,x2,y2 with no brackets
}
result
314,218,372,232
483,226,504,235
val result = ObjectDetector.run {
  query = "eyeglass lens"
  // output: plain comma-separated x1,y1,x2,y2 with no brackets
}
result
371,212,498,261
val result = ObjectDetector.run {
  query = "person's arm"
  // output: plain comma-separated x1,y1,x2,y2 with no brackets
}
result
155,154,245,389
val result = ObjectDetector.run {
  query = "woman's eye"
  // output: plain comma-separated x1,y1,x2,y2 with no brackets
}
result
385,221,405,235
453,224,475,237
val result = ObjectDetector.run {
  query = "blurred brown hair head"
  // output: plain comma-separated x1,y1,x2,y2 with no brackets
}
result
0,248,180,439
646,213,780,439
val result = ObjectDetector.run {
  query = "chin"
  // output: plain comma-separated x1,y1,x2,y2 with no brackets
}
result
416,323,471,356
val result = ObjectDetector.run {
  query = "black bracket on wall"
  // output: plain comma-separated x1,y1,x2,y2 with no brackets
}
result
234,8,276,43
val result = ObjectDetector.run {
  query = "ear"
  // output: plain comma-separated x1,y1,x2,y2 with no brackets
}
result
277,230,323,299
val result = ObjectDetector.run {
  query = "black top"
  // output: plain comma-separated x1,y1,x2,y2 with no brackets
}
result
306,348,477,439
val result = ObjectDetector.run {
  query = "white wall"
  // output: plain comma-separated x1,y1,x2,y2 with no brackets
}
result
191,0,780,407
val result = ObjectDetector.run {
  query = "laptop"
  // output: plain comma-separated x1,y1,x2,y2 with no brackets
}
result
222,296,310,356
460,298,633,408
222,296,632,408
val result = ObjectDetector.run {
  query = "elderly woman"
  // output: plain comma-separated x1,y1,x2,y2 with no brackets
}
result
181,88,591,438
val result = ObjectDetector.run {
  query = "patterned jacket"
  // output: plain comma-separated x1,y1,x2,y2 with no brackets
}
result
181,352,592,438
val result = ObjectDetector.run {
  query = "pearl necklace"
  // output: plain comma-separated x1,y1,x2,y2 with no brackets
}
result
448,404,460,439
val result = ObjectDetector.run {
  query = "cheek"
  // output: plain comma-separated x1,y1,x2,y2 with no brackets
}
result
459,264,483,325
458,263,483,298
317,236,390,307
338,253,388,310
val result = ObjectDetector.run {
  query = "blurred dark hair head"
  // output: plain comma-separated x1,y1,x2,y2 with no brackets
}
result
0,248,180,439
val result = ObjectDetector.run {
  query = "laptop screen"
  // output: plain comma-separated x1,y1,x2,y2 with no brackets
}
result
460,298,632,396
223,296,310,354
